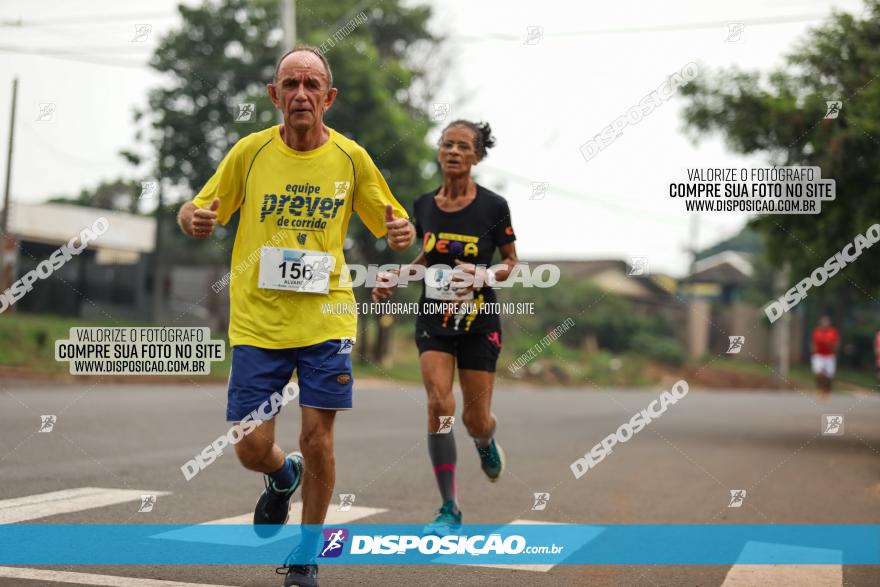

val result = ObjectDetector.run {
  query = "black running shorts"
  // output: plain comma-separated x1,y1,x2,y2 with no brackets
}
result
414,329,502,372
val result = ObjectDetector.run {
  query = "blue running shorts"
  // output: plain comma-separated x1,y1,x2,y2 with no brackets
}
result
227,339,354,421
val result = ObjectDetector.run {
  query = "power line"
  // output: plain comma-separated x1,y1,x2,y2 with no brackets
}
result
552,12,835,36
0,11,175,28
0,46,147,69
479,163,737,235
451,12,842,42
0,44,152,55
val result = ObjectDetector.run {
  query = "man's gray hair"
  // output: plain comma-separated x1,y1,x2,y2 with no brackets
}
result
273,46,334,89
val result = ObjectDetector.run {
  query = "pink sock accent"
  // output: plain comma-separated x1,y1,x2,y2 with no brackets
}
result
433,463,456,497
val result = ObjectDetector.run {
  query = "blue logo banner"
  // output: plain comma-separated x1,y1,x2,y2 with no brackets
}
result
0,524,877,565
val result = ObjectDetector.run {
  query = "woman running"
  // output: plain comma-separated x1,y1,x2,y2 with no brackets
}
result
372,120,518,534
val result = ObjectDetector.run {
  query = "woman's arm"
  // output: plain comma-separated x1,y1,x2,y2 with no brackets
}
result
490,242,518,283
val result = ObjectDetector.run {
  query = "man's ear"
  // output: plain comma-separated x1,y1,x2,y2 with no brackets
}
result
323,87,338,112
267,83,280,109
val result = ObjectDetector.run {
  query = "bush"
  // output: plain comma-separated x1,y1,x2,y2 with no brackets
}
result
630,332,687,366
501,275,680,352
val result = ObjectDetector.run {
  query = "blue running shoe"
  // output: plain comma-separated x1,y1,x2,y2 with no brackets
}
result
423,500,462,536
254,452,303,536
475,439,505,482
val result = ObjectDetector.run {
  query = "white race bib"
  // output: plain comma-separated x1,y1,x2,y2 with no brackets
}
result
425,266,473,301
258,247,335,294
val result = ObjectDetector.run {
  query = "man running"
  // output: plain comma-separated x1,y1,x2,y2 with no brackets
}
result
177,46,414,587
811,315,839,399
373,120,517,535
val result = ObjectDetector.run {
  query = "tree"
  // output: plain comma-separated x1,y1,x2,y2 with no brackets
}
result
680,0,880,313
138,0,438,223
132,0,444,356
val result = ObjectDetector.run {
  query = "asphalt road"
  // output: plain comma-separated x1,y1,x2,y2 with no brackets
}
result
1,378,878,586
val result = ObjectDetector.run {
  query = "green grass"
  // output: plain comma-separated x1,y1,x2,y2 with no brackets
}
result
352,344,424,383
0,313,135,374
0,312,234,378
705,355,794,378
711,356,878,391
4,313,876,392
357,327,658,387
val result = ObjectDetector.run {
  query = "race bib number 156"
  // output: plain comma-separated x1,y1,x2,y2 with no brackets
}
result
258,247,335,294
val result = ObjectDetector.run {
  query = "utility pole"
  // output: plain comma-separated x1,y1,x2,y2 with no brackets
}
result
688,213,700,275
280,0,296,51
1,77,18,294
150,180,166,323
777,264,791,378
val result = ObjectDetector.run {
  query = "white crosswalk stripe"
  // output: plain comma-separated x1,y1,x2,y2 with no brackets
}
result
0,487,170,524
458,519,604,572
720,541,843,586
201,502,387,526
0,490,848,584
0,490,385,584
720,564,842,587
154,502,387,547
0,567,236,587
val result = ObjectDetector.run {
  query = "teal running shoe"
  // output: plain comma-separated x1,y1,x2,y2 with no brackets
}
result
423,500,462,536
475,439,505,482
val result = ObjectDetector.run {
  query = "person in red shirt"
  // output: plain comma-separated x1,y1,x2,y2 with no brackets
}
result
811,316,839,398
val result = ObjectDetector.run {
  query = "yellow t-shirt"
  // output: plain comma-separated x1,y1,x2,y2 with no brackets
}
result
192,125,408,348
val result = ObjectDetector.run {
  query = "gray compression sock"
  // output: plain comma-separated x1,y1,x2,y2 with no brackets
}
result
428,431,457,504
